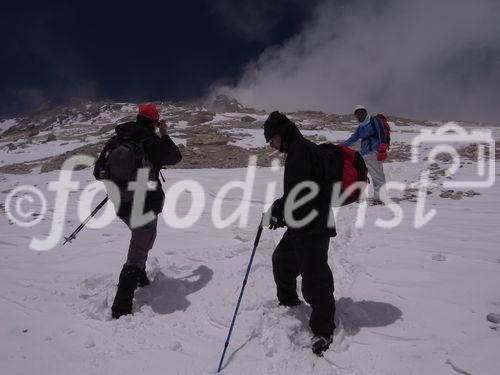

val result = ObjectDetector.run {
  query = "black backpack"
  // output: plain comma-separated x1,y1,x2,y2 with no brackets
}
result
96,140,155,183
95,139,157,208
95,138,157,203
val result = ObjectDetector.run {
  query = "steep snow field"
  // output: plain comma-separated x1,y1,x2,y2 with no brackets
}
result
1,158,499,374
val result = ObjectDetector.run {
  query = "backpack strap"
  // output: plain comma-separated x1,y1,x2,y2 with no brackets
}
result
368,118,378,152
359,118,377,152
370,117,385,144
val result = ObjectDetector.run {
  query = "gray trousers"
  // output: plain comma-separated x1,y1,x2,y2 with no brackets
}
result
363,152,387,200
119,215,158,268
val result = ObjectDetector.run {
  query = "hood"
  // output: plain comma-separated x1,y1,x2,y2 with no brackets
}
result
263,111,303,151
115,121,156,141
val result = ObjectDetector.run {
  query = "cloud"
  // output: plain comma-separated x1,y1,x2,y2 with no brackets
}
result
216,0,500,123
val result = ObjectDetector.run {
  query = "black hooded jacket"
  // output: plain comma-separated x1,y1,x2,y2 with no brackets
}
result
264,112,336,237
94,122,182,217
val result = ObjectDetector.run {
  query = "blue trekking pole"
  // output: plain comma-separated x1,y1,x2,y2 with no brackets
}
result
217,217,264,372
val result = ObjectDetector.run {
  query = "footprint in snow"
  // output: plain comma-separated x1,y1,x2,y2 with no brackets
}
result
432,254,447,261
486,313,500,324
77,275,115,321
233,234,250,242
232,227,252,243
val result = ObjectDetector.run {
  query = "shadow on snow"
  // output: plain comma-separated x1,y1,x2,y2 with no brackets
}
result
288,297,402,336
134,265,214,314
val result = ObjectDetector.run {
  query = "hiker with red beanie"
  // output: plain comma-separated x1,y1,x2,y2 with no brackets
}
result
94,103,182,319
343,105,388,205
263,111,336,356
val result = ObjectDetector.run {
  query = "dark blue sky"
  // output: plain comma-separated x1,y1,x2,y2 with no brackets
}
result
0,0,318,118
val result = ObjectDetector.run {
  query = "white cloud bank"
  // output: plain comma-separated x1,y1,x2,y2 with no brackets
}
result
216,0,500,123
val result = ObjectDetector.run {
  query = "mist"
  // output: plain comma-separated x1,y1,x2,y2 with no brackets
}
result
216,0,500,124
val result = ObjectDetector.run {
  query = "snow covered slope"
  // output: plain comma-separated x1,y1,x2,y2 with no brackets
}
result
0,99,499,374
1,160,500,374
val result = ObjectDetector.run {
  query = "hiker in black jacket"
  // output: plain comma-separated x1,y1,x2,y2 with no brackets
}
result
94,104,182,319
263,111,336,355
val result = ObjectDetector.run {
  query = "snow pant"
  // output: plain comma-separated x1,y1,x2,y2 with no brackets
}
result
272,230,335,337
119,215,158,269
363,151,387,200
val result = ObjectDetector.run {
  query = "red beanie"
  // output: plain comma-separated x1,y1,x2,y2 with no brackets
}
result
138,104,159,121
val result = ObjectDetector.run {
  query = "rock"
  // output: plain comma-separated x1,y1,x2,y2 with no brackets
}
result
317,135,327,142
439,190,464,200
432,254,447,261
241,115,256,123
450,191,464,200
28,129,40,137
436,152,452,162
439,190,454,198
169,341,182,351
45,133,57,142
175,111,215,125
205,94,246,113
486,313,500,324
84,339,96,348
6,143,17,151
464,190,480,197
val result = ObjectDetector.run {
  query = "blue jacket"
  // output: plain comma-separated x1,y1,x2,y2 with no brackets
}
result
343,116,386,155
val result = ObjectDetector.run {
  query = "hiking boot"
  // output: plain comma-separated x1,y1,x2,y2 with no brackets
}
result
312,334,333,356
137,267,150,287
278,299,301,307
369,198,384,206
111,265,140,319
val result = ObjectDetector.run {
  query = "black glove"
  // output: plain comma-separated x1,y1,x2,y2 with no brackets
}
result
267,199,286,230
269,216,286,230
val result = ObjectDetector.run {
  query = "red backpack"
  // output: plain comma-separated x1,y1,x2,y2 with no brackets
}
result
319,143,368,206
375,114,391,150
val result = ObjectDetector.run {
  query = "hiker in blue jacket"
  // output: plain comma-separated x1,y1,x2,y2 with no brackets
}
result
343,105,388,204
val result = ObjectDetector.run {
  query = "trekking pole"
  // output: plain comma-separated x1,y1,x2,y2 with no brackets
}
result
217,216,264,373
63,196,109,245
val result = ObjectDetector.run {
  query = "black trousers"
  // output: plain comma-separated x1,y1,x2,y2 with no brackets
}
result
272,230,335,337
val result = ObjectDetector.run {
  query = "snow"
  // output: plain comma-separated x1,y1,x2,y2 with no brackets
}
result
169,136,188,147
207,113,229,125
0,139,102,166
171,121,190,130
208,113,269,126
1,150,500,375
0,119,18,134
223,128,265,149
0,108,499,374
301,129,353,143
